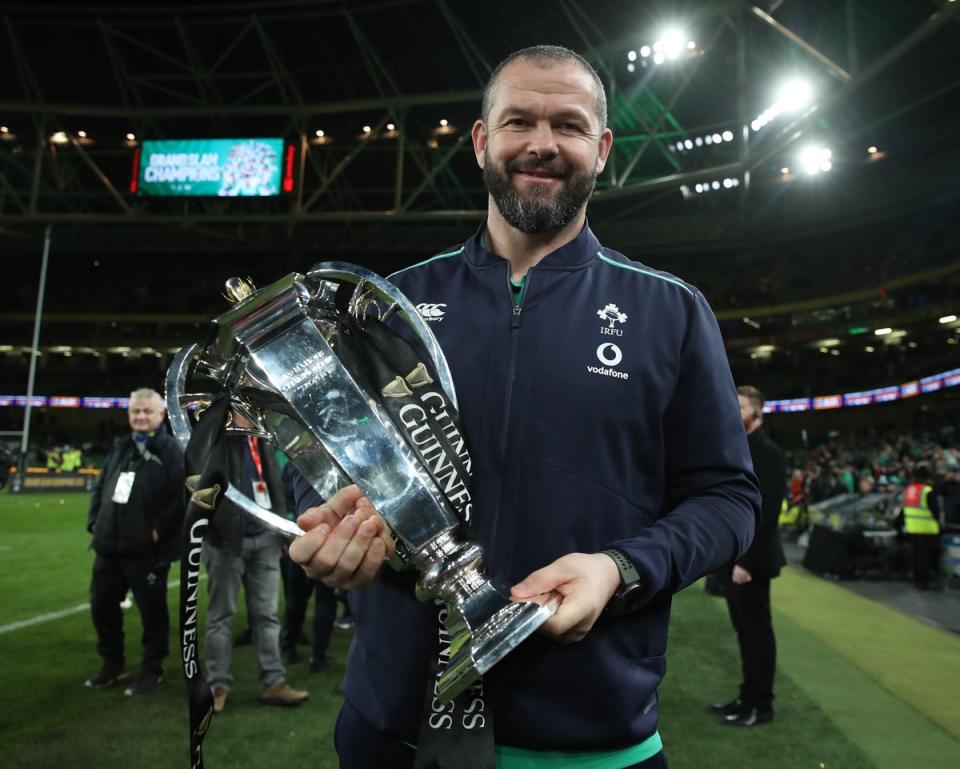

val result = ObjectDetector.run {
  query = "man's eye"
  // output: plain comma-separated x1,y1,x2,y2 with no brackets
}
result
506,118,527,127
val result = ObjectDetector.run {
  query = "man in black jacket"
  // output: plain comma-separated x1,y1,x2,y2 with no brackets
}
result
85,388,185,695
712,385,787,727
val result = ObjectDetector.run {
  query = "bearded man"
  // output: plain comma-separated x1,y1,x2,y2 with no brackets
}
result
290,45,760,769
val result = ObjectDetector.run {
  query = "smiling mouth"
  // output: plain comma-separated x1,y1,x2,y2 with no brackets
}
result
514,171,563,183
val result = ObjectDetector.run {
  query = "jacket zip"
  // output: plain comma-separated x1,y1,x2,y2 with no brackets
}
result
499,269,529,464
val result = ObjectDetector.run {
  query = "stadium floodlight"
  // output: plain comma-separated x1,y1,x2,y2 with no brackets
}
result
687,40,696,50
867,145,878,154
315,129,325,137
798,145,832,175
711,180,720,190
77,130,87,138
627,63,636,73
640,45,651,58
387,123,396,131
0,126,8,133
439,119,448,127
865,346,875,353
874,328,892,336
660,28,686,60
653,52,665,64
776,79,813,112
704,135,713,145
125,132,136,141
940,315,958,324
722,130,734,142
684,139,693,150
695,137,703,147
362,125,372,133
628,50,637,62
50,131,69,144
752,77,814,131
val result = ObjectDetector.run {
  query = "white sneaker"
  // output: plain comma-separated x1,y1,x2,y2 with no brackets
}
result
120,592,133,610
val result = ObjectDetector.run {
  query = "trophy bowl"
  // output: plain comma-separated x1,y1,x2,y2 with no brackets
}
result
166,263,557,702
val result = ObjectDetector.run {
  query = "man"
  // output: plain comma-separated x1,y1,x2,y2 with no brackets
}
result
900,466,940,589
202,416,309,712
86,388,184,695
711,385,786,727
290,45,759,768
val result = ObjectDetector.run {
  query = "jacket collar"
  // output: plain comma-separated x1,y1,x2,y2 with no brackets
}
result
464,218,601,271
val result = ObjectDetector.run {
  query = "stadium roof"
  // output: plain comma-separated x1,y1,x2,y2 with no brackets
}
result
1,0,959,256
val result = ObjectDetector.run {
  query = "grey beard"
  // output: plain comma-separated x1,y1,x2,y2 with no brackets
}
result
483,162,597,234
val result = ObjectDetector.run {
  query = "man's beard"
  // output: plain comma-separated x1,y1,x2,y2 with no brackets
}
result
483,150,598,234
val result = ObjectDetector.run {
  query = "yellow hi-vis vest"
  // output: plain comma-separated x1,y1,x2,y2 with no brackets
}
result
903,482,939,536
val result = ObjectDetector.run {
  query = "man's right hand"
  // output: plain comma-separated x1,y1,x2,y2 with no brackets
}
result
288,485,395,590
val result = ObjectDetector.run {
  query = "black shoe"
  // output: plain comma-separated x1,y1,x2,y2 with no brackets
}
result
124,670,163,696
709,697,741,716
724,707,773,727
309,656,333,673
235,628,253,646
281,647,300,665
84,665,129,689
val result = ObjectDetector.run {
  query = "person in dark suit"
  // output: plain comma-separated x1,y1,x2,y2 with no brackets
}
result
712,385,787,727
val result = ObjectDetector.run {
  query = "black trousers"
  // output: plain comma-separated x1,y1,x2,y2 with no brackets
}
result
90,553,170,674
909,534,939,587
334,700,668,769
723,574,776,711
281,554,337,659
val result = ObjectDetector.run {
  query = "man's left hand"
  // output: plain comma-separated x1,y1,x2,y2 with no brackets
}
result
152,529,158,543
510,553,621,644
732,565,752,584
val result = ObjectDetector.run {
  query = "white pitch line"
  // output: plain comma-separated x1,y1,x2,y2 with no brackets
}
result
0,575,203,636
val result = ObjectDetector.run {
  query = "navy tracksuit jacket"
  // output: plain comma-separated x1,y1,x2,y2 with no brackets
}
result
295,222,760,751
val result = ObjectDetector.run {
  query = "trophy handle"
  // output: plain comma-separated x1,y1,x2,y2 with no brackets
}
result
306,262,459,410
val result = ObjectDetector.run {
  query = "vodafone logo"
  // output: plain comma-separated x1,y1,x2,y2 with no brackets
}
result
416,303,447,322
596,343,623,367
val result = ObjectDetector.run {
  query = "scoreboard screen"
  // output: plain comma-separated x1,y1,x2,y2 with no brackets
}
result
134,138,286,197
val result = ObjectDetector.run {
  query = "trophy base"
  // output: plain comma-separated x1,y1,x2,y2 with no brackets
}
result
436,595,559,704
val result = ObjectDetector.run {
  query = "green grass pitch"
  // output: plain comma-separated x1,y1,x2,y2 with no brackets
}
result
2,491,958,769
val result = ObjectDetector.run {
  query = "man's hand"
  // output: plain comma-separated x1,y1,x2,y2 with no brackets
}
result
732,565,752,585
152,529,159,543
288,485,395,590
510,553,621,644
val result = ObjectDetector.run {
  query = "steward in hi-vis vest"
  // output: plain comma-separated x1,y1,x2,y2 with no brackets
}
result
902,467,941,590
903,482,939,536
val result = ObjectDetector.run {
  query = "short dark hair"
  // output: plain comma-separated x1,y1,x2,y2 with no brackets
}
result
481,45,608,129
737,385,765,411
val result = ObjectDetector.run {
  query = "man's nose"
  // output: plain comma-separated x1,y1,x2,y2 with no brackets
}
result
526,123,559,159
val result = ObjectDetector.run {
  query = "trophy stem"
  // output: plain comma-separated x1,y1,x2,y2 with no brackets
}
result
412,530,558,703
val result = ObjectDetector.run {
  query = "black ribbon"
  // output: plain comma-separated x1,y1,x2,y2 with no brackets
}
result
335,315,494,769
178,394,231,769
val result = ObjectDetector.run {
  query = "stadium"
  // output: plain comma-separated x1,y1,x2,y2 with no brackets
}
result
2,1,959,768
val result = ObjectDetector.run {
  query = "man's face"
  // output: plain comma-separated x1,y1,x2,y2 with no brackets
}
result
738,395,759,432
128,397,165,434
473,59,612,234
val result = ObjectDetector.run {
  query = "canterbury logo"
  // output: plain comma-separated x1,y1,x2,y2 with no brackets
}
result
416,303,447,321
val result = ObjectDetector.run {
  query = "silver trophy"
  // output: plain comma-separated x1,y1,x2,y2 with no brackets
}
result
166,264,557,702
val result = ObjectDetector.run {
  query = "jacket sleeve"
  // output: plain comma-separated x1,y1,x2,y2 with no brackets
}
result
152,434,186,540
606,291,760,606
87,440,118,533
737,436,786,572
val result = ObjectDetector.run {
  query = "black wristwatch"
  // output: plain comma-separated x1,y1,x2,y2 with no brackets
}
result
600,548,645,615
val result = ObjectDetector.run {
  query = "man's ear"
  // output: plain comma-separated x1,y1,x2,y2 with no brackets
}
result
594,127,614,175
472,119,487,169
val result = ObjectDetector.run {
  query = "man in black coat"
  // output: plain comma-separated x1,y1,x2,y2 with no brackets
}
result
712,385,787,726
85,388,185,695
